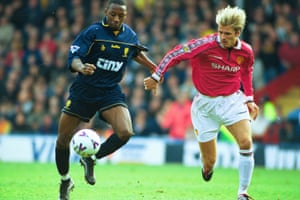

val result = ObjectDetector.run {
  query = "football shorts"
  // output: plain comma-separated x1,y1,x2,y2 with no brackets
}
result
62,85,127,122
191,90,250,142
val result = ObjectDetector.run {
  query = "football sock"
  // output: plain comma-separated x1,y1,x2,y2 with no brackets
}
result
95,133,129,159
55,147,70,176
238,149,254,195
61,174,71,181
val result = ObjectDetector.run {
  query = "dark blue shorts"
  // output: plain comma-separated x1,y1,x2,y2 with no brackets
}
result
62,85,127,122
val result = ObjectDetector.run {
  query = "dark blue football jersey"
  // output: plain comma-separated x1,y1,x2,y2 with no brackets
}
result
67,18,146,102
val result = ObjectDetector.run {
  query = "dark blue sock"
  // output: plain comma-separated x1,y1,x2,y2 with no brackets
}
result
55,147,70,175
95,133,129,159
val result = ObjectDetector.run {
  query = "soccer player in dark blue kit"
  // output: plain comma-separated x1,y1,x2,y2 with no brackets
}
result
55,1,157,199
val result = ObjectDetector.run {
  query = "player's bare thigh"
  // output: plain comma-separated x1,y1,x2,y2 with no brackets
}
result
226,119,252,149
101,105,134,138
57,112,81,147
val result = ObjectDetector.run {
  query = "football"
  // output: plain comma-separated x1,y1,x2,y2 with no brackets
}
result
71,129,101,157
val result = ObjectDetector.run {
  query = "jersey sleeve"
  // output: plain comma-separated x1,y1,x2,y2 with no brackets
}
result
67,26,96,72
155,41,197,77
155,38,208,78
241,47,254,99
131,41,148,58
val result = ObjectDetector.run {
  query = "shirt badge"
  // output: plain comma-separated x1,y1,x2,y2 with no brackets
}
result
236,56,244,65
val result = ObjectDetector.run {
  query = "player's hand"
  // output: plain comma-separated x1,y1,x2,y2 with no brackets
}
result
246,101,259,120
144,76,158,96
80,63,96,75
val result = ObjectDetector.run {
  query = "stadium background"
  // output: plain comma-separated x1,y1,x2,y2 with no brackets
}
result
0,0,299,169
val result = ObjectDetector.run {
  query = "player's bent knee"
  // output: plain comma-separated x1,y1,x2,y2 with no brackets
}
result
117,130,134,141
56,132,74,148
56,138,69,149
238,138,252,150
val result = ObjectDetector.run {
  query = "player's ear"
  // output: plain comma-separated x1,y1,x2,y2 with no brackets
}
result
235,30,241,37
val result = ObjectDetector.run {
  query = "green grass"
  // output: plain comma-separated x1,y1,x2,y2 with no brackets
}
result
0,162,299,200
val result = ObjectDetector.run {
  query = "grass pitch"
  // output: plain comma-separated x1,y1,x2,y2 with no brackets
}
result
0,162,299,200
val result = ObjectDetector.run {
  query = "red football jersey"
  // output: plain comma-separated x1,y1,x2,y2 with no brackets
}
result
156,33,254,98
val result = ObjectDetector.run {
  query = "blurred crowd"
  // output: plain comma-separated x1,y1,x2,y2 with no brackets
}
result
0,0,299,144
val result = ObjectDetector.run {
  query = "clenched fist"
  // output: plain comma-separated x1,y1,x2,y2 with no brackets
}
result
246,101,259,120
144,76,158,95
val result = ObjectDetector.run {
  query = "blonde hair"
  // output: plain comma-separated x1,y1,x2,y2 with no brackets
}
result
216,6,246,32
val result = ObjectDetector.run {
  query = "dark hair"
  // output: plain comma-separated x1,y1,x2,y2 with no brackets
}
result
107,0,126,6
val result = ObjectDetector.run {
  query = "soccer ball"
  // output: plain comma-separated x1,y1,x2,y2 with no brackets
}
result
71,129,101,157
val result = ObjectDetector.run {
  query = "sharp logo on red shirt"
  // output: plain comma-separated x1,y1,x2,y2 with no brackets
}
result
211,63,240,72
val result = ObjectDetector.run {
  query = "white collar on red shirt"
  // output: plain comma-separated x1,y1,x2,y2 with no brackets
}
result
217,35,242,50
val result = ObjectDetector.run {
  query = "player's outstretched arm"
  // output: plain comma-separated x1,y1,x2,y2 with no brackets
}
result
134,52,159,95
134,51,157,73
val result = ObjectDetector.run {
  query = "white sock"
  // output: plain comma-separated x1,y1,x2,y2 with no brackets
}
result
238,149,254,195
61,174,71,181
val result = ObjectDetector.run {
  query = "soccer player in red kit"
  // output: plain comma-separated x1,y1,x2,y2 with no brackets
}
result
144,6,259,200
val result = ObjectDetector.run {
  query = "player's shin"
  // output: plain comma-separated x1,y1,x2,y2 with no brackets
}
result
238,149,254,195
95,133,130,159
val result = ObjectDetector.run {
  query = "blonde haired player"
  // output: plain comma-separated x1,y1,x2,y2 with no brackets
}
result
144,5,259,200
